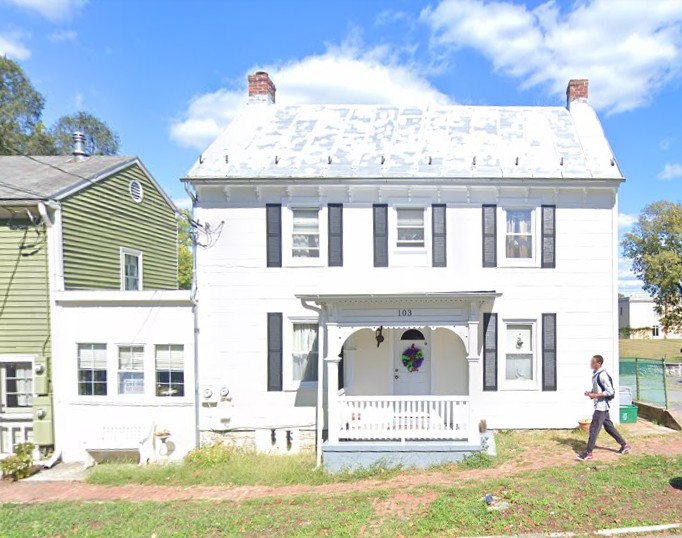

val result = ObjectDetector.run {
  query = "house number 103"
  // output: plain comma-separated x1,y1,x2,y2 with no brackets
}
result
398,309,412,317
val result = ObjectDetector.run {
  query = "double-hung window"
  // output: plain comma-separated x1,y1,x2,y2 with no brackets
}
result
121,248,142,290
396,208,425,248
155,345,184,397
78,344,107,396
0,361,33,412
505,210,533,259
118,346,145,395
504,323,535,385
292,209,320,258
292,323,318,385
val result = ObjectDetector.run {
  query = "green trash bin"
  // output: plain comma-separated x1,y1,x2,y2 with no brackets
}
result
619,405,638,424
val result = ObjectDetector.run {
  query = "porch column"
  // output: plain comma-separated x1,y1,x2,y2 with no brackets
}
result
325,356,342,444
467,301,483,444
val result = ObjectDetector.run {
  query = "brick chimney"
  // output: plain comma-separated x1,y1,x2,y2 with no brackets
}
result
566,79,588,108
248,71,276,104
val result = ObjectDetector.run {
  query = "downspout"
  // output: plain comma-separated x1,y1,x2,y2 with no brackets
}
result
185,182,201,450
300,298,324,467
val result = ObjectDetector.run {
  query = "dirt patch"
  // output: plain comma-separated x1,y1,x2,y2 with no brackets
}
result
1,431,681,504
360,491,438,537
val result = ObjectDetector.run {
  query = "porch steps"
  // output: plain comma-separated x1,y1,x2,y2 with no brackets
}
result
322,440,483,472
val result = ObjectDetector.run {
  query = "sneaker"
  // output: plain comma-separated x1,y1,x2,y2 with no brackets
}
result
617,444,631,455
576,452,593,461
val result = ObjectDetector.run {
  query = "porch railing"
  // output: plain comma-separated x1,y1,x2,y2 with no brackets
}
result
0,416,33,455
335,395,473,442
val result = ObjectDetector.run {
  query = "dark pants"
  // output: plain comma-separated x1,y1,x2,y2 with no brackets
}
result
586,409,627,453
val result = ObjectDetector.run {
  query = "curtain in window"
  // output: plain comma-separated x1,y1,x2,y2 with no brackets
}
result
292,324,318,382
397,209,425,247
78,344,107,369
5,364,32,407
118,346,144,395
505,210,532,258
292,209,320,258
155,345,184,397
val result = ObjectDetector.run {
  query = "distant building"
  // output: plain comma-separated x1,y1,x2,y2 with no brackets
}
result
618,296,682,339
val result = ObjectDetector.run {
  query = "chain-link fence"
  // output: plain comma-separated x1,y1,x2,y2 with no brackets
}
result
619,357,668,408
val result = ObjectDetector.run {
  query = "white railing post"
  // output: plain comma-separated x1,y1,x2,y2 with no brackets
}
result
325,356,341,444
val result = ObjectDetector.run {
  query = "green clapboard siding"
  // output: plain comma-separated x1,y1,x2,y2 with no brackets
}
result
61,163,178,290
0,218,51,357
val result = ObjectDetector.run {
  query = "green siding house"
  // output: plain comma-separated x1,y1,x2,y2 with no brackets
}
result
0,149,177,456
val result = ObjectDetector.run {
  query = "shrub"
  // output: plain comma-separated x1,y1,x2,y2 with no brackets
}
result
184,444,236,466
1,443,35,481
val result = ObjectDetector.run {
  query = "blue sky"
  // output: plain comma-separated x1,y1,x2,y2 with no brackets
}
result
1,0,681,293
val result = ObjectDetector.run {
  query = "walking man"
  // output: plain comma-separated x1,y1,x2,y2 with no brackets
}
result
577,355,631,461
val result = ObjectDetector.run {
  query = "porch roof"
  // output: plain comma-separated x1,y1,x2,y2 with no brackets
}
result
297,291,501,304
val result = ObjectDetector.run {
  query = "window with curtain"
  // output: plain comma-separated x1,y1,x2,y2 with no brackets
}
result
292,209,320,258
505,324,534,381
118,345,145,395
292,323,318,383
0,362,33,411
78,343,108,395
505,210,533,259
155,345,184,397
396,208,425,248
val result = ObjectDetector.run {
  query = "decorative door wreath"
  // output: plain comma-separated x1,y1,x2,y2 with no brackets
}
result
401,343,425,372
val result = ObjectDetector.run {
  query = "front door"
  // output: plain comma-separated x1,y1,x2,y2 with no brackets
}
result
393,329,430,395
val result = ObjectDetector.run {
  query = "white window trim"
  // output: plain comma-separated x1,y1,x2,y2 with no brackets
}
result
0,355,35,416
120,247,143,291
499,319,539,391
498,205,539,268
154,343,187,399
282,202,327,268
388,201,431,267
76,343,109,398
283,317,319,391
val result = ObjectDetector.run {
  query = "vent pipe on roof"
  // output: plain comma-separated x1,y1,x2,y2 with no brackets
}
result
566,79,588,109
72,131,89,161
248,71,276,104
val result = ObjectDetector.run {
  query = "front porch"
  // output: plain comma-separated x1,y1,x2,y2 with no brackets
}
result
298,292,499,470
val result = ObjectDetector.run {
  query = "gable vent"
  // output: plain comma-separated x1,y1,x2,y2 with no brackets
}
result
129,180,144,203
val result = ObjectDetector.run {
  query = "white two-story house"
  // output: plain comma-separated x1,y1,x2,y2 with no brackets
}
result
183,73,623,470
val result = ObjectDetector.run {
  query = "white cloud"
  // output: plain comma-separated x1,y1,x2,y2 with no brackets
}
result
170,41,450,150
48,29,77,42
0,31,30,59
421,0,682,114
3,0,87,21
618,213,637,231
172,197,192,210
619,254,644,295
658,162,682,180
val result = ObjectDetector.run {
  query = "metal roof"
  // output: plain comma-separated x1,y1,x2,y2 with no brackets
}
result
0,155,135,200
186,101,624,181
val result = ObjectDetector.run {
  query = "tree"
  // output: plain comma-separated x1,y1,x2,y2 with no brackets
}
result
50,111,120,155
622,201,682,337
0,56,46,154
178,209,193,290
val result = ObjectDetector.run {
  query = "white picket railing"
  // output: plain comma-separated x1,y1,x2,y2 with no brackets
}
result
0,417,33,455
336,395,471,442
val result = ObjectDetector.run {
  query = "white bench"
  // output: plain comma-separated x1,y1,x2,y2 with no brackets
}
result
85,423,155,466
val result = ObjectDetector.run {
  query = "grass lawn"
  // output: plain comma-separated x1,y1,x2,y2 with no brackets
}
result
619,338,682,360
2,455,681,537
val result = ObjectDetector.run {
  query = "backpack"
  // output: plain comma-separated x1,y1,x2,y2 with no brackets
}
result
595,371,616,401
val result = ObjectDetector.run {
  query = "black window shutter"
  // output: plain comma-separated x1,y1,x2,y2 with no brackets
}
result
542,205,556,269
483,313,498,391
266,204,282,268
542,313,557,391
373,204,388,267
328,204,343,267
267,313,283,391
432,204,446,267
482,205,497,268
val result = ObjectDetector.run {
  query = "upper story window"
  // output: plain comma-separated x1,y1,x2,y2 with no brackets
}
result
396,208,425,248
78,343,107,396
121,248,142,291
118,345,145,395
505,210,533,259
0,361,33,412
292,209,320,258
